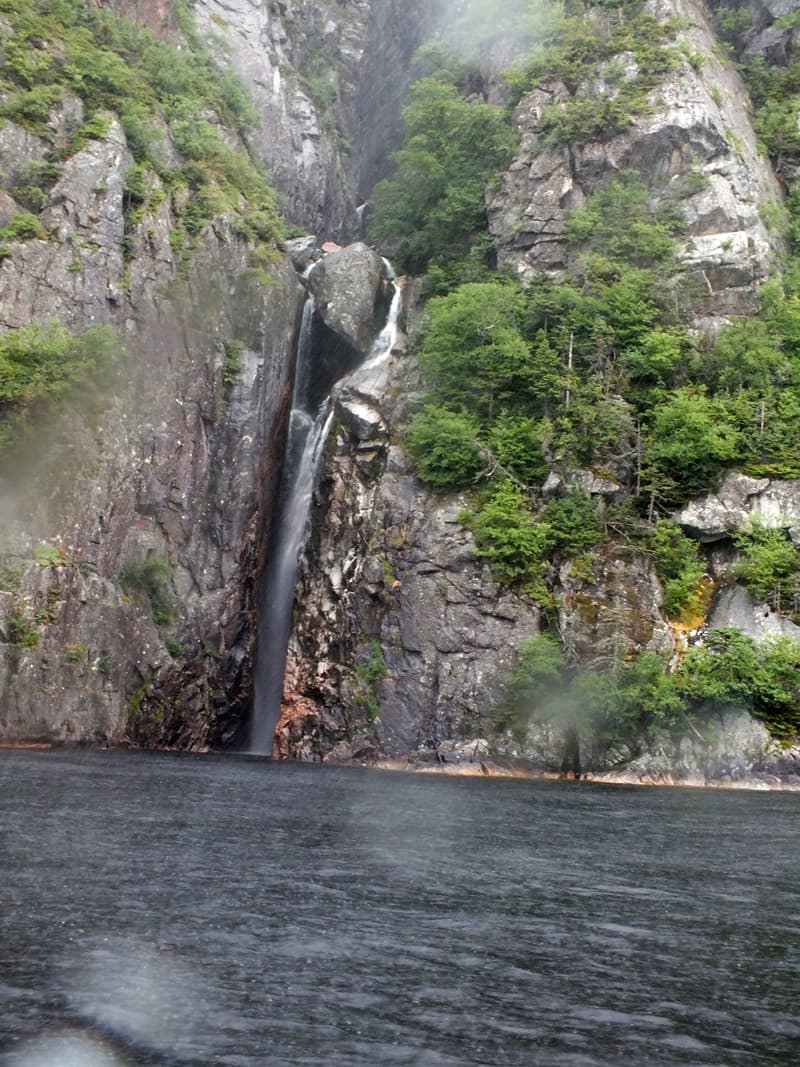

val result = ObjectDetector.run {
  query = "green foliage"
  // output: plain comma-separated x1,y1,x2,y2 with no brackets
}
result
677,628,800,738
540,490,604,557
564,174,681,267
65,112,113,155
495,634,565,739
644,387,738,503
486,413,548,483
418,282,533,421
507,2,680,145
0,213,47,241
0,324,122,458
649,520,705,618
9,160,61,213
578,651,687,739
497,627,800,748
405,405,484,491
0,0,282,261
119,555,175,627
732,521,800,611
404,139,800,586
64,642,86,664
355,639,387,722
715,6,753,47
386,0,800,734
496,636,685,746
0,558,23,592
422,234,503,297
463,481,553,590
33,543,68,567
221,340,244,400
370,78,515,271
4,603,40,671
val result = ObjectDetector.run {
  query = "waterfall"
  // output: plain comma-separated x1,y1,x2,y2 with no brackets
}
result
361,261,401,371
355,202,368,237
248,269,399,755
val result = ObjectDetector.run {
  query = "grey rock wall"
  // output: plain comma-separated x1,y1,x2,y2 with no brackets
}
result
193,0,441,237
282,433,543,760
675,471,800,543
487,0,782,326
0,107,304,746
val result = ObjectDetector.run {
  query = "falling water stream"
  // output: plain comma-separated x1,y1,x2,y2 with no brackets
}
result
248,264,400,754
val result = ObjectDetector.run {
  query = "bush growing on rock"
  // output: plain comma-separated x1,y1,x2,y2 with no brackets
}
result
370,78,515,272
496,629,800,749
119,556,175,628
732,522,800,613
0,324,122,459
649,520,706,619
0,213,47,242
405,405,484,491
0,0,282,267
461,481,553,591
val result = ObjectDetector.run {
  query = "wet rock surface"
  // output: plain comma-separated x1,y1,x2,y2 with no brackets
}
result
307,243,387,352
193,0,441,237
2,0,799,782
0,109,303,746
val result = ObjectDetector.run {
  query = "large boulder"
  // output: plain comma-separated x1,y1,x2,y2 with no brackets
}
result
308,242,388,352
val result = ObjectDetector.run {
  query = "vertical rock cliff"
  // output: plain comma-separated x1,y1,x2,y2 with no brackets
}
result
0,95,304,744
488,0,783,325
277,0,800,784
0,0,442,747
2,0,800,785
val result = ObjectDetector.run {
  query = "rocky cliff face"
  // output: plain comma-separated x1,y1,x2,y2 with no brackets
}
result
488,0,783,326
193,0,441,237
0,0,444,748
3,0,800,785
278,0,800,785
275,308,542,762
0,96,303,746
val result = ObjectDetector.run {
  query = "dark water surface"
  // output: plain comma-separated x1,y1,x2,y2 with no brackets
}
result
0,750,798,1066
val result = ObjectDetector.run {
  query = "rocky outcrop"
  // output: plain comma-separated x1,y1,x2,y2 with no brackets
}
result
709,0,800,65
276,311,542,761
307,242,387,351
586,709,800,788
558,547,674,663
707,584,800,639
488,0,782,325
674,471,800,543
193,0,442,237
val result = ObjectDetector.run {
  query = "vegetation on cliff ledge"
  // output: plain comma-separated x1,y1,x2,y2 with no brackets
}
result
498,628,800,747
0,0,282,267
374,0,800,742
0,324,122,460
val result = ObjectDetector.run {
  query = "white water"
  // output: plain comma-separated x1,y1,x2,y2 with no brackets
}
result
355,202,368,236
361,262,402,371
249,269,399,754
